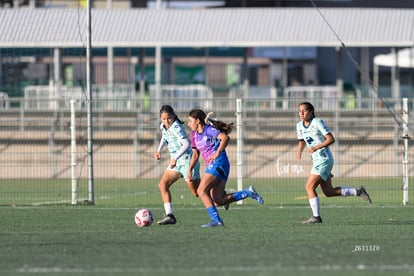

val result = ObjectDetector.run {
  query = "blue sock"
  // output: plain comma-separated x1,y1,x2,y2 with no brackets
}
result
232,190,249,201
207,206,221,222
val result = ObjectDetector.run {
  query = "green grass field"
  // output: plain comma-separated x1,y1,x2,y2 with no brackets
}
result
1,178,413,275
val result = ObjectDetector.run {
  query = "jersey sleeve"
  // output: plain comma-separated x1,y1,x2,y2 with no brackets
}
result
172,138,190,160
205,124,220,138
170,123,190,160
296,122,304,140
317,119,331,136
157,137,167,152
171,123,187,139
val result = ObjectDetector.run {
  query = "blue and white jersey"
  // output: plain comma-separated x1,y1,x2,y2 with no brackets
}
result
296,118,333,162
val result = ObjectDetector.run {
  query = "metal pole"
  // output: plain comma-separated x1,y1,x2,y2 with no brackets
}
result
402,98,409,206
86,0,94,204
70,99,78,205
53,48,61,121
107,45,114,93
336,47,344,99
391,48,400,106
154,0,162,177
236,99,244,205
155,0,162,113
139,48,145,105
154,45,162,177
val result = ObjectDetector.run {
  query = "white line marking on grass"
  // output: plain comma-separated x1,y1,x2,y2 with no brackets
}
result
14,263,414,273
5,204,414,211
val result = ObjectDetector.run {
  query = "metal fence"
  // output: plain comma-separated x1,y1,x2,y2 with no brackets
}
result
0,97,412,206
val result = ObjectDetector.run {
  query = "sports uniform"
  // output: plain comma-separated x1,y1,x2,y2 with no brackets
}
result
158,120,200,181
296,102,372,224
190,124,229,182
296,117,333,181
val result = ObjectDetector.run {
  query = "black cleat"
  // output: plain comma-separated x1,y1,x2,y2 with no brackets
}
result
157,214,177,225
357,186,372,204
302,216,323,224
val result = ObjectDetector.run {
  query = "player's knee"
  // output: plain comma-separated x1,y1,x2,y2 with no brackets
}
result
190,182,200,197
196,187,208,197
323,190,337,197
158,182,168,192
213,197,225,205
305,186,315,194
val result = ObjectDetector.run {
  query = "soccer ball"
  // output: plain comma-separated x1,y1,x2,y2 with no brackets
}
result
134,208,154,227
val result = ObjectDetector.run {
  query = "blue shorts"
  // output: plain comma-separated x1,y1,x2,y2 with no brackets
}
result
311,158,334,181
205,154,230,182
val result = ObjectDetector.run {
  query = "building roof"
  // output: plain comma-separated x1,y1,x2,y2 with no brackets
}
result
1,7,414,48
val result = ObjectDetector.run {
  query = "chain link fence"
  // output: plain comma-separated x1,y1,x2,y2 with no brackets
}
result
0,97,412,206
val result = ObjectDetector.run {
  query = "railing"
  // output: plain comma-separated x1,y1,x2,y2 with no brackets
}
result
0,98,407,130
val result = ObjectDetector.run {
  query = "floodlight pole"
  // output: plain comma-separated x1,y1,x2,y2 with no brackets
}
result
86,0,95,204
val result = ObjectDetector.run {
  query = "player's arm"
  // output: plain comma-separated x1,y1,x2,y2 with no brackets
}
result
172,137,190,161
309,133,335,153
208,132,229,163
170,137,190,168
155,137,167,160
296,139,306,160
187,131,200,181
188,147,200,181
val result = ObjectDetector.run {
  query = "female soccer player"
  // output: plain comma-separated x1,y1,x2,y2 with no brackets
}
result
155,105,201,225
296,102,372,224
187,108,264,227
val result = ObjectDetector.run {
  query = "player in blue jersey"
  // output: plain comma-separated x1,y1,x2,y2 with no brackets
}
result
296,102,372,224
187,108,264,227
155,105,201,225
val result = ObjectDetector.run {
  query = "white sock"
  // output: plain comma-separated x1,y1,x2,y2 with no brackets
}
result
340,187,357,196
164,202,173,215
309,197,320,217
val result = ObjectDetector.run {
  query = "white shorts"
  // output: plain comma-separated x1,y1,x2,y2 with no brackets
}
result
311,158,334,181
167,153,200,181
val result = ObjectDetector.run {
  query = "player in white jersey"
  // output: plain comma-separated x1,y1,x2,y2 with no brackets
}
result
296,102,372,224
155,105,201,225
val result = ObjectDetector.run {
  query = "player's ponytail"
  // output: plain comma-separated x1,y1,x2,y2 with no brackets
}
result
189,108,233,135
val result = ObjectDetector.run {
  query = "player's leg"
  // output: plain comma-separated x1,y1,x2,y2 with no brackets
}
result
210,180,227,206
214,185,264,205
182,159,200,197
197,173,224,227
304,158,332,223
319,176,342,197
157,169,181,225
318,157,351,197
186,178,200,197
303,173,323,224
205,157,230,208
320,179,372,203
197,173,216,206
319,163,372,203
